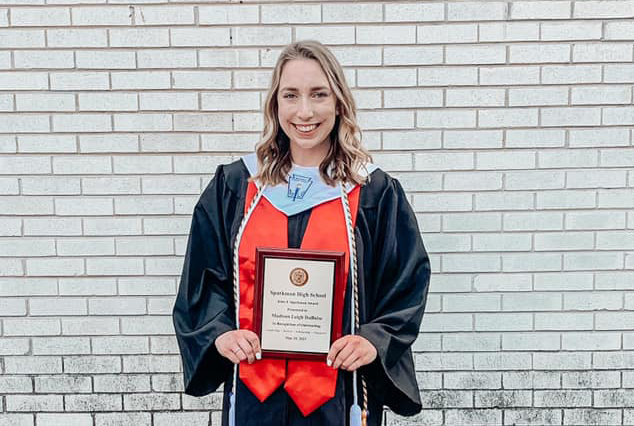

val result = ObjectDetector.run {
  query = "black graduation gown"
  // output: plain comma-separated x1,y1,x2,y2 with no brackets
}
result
172,159,431,426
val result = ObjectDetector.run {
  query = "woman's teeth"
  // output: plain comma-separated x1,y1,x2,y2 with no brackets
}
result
294,123,319,133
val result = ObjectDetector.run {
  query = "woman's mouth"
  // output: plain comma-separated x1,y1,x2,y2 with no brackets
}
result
293,123,320,134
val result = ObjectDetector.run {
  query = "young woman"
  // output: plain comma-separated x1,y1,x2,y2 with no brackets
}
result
173,40,431,426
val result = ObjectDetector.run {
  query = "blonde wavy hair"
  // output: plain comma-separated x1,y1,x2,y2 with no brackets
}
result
252,40,372,187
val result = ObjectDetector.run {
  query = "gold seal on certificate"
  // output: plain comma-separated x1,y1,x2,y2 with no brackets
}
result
289,267,309,287
253,247,346,361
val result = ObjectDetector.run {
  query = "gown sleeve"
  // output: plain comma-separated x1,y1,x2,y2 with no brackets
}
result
172,164,238,396
357,175,431,416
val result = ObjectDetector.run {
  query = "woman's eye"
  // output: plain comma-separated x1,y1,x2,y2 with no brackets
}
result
282,92,328,99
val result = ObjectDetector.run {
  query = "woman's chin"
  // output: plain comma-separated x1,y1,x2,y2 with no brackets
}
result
291,138,328,150
289,136,331,160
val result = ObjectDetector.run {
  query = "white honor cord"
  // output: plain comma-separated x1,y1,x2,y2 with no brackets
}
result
340,183,359,406
229,182,267,426
340,183,368,424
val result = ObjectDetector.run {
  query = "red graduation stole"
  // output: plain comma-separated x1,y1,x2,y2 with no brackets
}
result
238,180,360,416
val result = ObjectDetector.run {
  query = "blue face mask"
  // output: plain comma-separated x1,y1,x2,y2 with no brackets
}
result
241,152,377,216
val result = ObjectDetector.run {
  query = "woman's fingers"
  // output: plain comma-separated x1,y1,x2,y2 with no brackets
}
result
225,350,240,364
342,355,365,372
215,330,263,364
242,330,262,359
326,336,347,366
233,345,248,362
331,337,356,369
235,336,255,364
333,347,355,369
327,335,378,371
219,331,377,369
339,350,362,371
217,339,240,364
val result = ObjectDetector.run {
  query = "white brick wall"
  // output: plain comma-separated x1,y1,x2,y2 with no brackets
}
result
0,1,633,425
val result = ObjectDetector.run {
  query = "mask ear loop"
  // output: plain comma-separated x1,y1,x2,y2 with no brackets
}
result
228,181,267,426
340,182,368,426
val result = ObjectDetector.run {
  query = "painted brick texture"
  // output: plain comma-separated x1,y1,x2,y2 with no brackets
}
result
0,1,633,425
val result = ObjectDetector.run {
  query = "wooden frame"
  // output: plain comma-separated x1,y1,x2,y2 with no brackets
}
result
253,247,345,361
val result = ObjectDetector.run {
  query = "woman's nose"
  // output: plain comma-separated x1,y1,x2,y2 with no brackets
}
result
297,98,313,118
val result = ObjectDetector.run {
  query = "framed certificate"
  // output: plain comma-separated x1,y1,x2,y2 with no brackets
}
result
252,247,345,361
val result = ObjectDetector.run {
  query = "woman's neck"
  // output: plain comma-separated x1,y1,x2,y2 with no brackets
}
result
289,141,330,167
290,152,324,167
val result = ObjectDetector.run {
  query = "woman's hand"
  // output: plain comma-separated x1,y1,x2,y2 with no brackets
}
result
215,330,261,364
327,335,377,372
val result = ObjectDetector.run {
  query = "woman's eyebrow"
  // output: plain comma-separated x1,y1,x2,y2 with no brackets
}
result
280,86,329,91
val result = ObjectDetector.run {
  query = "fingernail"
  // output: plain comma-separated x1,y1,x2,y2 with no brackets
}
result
326,358,332,367
255,352,261,360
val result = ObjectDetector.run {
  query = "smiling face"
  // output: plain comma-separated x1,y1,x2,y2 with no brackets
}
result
277,59,338,166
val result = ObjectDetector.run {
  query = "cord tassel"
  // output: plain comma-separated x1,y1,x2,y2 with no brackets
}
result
228,391,236,426
350,403,362,426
